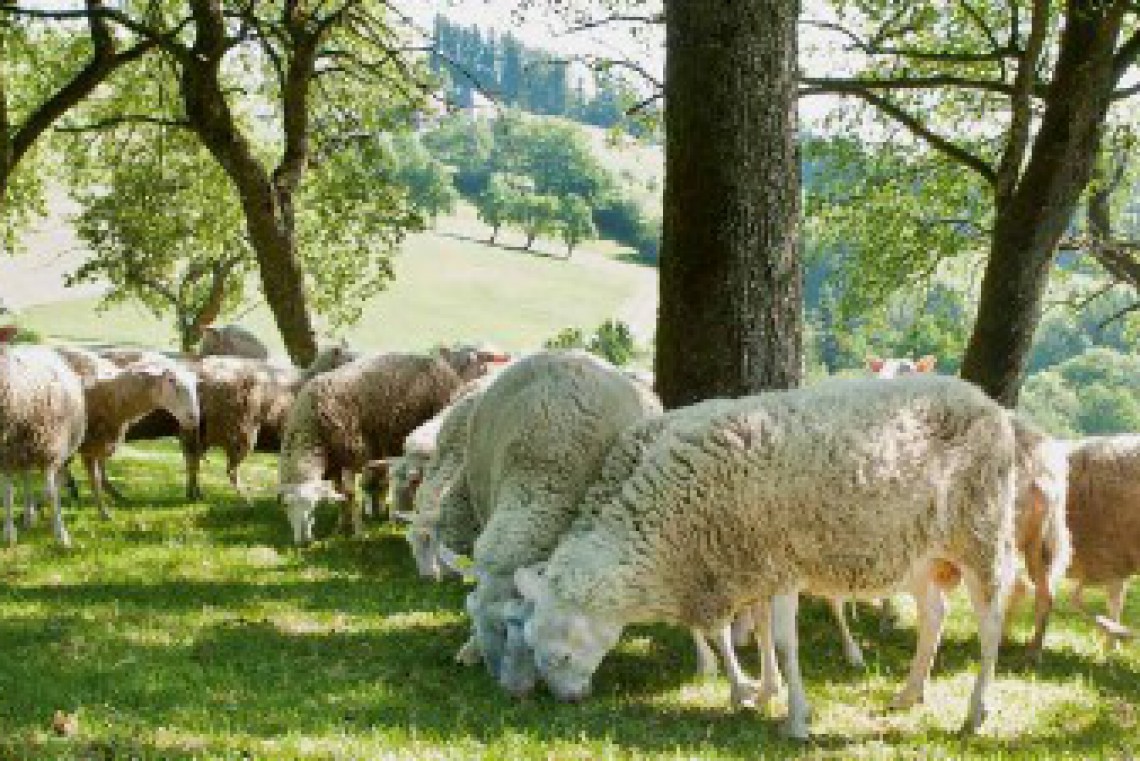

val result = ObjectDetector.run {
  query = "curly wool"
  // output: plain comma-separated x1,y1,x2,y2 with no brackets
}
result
198,324,269,360
1064,435,1140,586
467,351,664,577
280,352,463,488
0,346,86,473
542,375,1017,631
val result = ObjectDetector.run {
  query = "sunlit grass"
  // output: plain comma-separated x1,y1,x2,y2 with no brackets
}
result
0,442,1136,759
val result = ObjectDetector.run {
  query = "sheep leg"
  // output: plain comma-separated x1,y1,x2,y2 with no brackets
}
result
2,475,16,546
960,562,1012,735
890,577,947,710
225,452,251,506
1104,579,1128,651
62,461,80,504
338,468,362,536
22,473,38,528
731,608,755,648
690,629,718,678
751,599,782,706
1071,581,1087,613
84,455,115,520
830,597,865,668
712,623,758,709
182,441,203,501
100,470,125,502
877,596,901,634
772,592,811,740
46,469,71,548
1026,574,1056,661
455,635,482,666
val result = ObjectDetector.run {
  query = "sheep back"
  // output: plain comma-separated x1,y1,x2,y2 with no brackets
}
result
542,374,1017,630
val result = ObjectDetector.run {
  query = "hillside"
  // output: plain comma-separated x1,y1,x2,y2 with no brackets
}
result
4,202,658,355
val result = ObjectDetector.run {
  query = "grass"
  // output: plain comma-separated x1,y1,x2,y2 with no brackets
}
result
0,443,1137,759
18,204,655,356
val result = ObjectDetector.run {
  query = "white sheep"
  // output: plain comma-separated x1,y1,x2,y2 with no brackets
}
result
0,345,87,546
408,351,663,693
514,375,1018,739
278,352,463,544
54,346,199,516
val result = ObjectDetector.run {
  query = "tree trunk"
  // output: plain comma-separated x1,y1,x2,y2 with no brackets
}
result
655,0,802,409
179,16,317,365
960,2,1125,407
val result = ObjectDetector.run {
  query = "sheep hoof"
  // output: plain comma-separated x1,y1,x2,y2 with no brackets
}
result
55,531,72,549
455,639,482,666
959,706,988,736
5,527,16,547
845,647,866,670
779,718,810,742
730,680,760,710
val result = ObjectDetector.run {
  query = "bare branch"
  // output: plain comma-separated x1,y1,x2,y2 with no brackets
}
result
55,114,191,133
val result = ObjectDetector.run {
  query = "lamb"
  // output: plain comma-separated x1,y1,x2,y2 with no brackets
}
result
54,347,200,516
514,375,1018,739
0,345,87,546
279,352,463,543
198,324,269,360
1014,434,1140,651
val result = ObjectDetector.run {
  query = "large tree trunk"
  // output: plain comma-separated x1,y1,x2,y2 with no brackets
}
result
961,2,1125,407
655,0,802,409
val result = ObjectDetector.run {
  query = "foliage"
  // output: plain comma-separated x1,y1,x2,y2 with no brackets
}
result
66,126,255,352
558,195,597,256
517,192,562,249
388,134,459,223
1020,347,1140,436
544,319,637,366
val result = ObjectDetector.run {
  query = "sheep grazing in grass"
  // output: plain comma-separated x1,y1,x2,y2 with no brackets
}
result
278,353,463,544
55,347,200,516
1012,434,1140,651
0,345,87,546
515,375,1018,739
198,324,269,360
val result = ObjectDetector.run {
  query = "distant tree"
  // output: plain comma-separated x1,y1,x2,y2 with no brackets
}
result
391,134,459,223
517,193,562,250
69,128,253,352
423,115,495,196
475,173,528,244
500,34,525,105
558,195,596,257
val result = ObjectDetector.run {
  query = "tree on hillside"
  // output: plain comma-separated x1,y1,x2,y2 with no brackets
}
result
517,192,562,250
655,0,802,408
559,195,597,257
390,133,459,225
803,1,1140,405
69,127,253,352
476,172,528,244
7,1,431,365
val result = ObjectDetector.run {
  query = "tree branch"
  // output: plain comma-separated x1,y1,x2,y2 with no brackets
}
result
801,85,998,185
55,114,191,133
995,0,1050,204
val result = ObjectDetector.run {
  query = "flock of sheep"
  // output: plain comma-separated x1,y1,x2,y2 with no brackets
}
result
1,325,1138,740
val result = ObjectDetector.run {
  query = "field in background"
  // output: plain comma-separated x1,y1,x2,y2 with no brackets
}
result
0,442,1135,759
11,203,657,355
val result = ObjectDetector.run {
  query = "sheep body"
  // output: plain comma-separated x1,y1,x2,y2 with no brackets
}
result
0,345,87,545
198,324,269,360
516,375,1017,738
279,352,462,543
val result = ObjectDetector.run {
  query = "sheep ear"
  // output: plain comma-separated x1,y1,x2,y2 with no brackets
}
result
866,356,885,374
514,563,548,601
916,355,937,373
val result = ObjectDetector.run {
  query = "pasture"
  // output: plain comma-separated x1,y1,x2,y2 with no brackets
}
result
1,442,1136,760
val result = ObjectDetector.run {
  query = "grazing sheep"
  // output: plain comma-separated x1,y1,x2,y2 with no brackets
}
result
55,347,200,516
515,375,1018,739
0,345,87,546
198,324,270,360
1014,434,1140,650
278,353,462,544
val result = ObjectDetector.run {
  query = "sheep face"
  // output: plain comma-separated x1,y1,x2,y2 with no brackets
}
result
406,526,441,579
515,565,622,702
152,367,200,430
280,482,342,544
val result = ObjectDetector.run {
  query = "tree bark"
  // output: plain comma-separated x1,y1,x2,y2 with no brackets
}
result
655,0,802,408
960,1,1126,406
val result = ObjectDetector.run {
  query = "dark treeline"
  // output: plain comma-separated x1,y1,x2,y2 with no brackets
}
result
431,15,651,134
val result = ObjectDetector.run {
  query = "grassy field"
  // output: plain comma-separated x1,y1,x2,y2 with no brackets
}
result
0,443,1136,760
16,204,655,356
